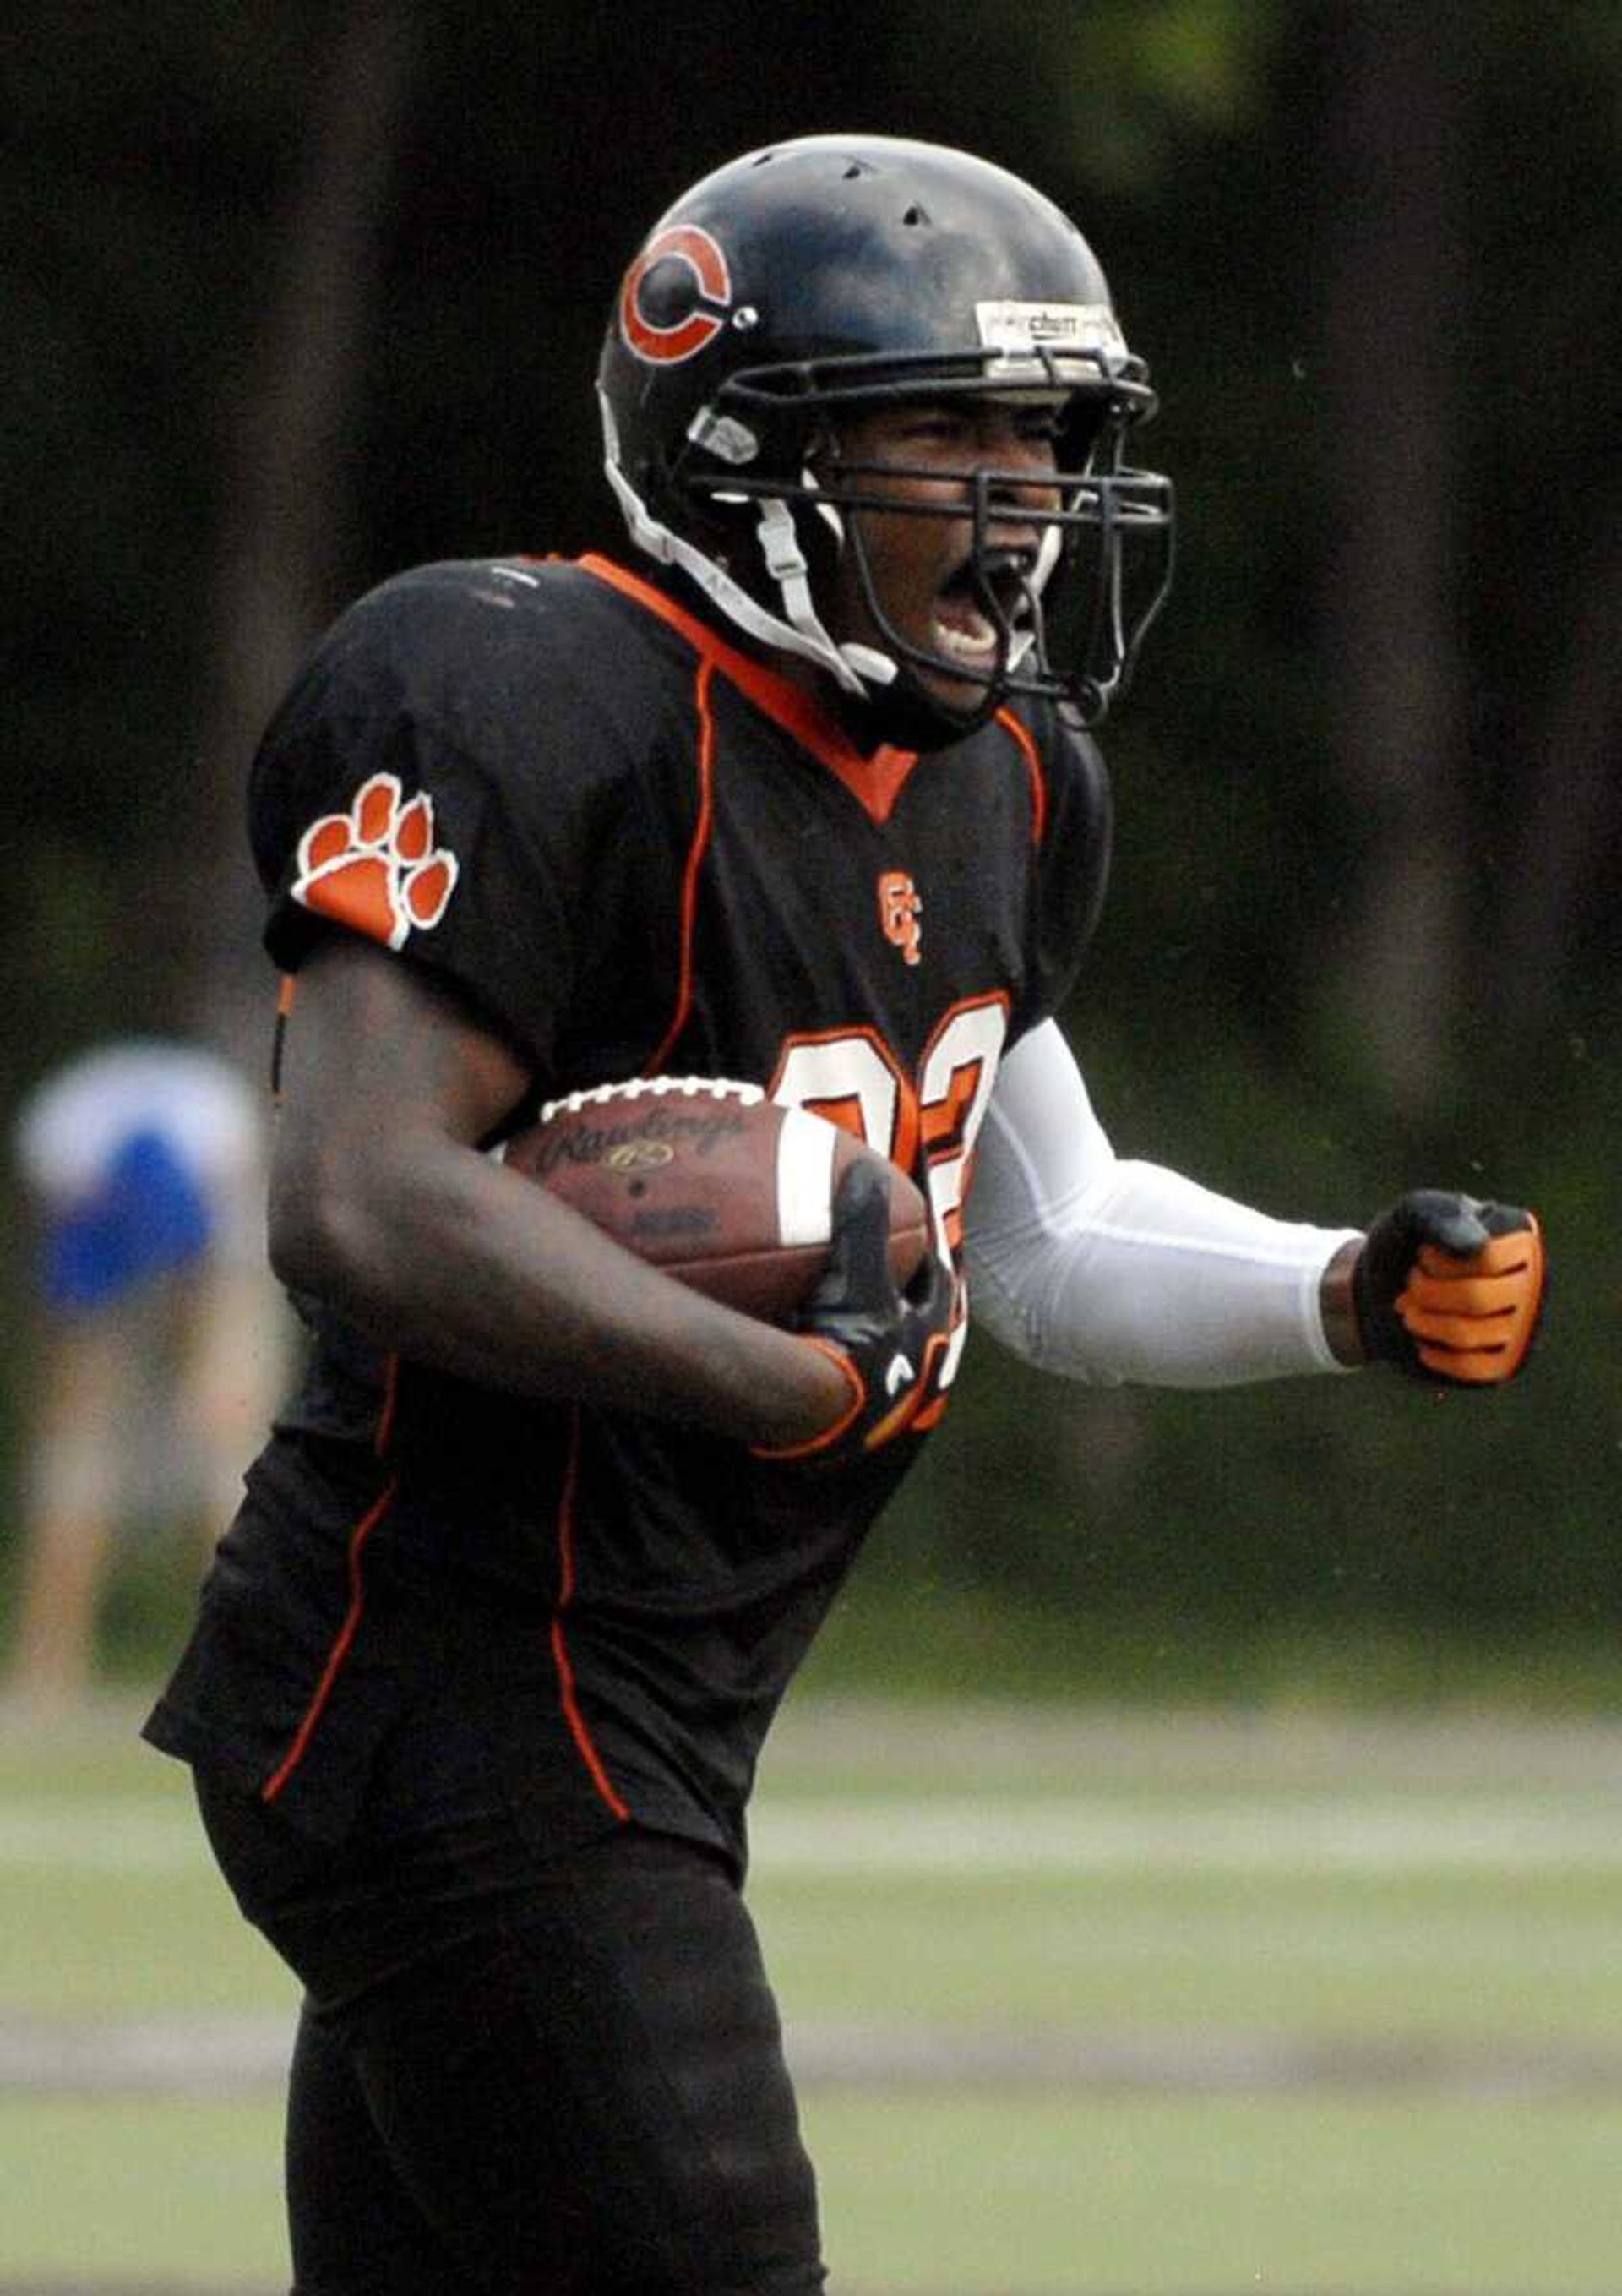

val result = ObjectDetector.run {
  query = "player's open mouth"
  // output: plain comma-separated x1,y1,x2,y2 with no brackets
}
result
930,549,1036,667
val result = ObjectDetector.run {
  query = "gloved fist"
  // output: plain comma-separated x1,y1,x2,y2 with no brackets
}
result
756,1162,955,1465
1353,1191,1545,1385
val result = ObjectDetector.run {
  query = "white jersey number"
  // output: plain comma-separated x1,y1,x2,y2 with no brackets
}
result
769,996,1009,1416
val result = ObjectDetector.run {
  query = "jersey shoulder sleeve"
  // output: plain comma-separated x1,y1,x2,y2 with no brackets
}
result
248,559,669,1072
1015,698,1113,1032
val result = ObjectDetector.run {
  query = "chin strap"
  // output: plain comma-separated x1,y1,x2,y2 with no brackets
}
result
758,491,899,693
1005,524,1063,676
754,499,868,695
599,462,850,693
601,407,896,700
600,431,1010,737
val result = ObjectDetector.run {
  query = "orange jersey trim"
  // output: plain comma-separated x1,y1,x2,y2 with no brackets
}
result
272,975,297,1101
580,554,921,826
550,1411,631,1823
259,1350,402,1802
260,1474,399,1802
645,654,718,1074
993,707,1048,846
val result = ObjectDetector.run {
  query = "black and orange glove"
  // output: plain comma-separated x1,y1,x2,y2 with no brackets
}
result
1353,1191,1545,1385
757,1162,955,1466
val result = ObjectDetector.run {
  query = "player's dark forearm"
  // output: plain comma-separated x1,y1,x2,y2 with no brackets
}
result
266,933,847,1446
269,1131,849,1449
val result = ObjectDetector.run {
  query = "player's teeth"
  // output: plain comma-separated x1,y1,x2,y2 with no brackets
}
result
933,608,996,659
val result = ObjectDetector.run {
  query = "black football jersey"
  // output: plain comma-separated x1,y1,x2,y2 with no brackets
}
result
145,554,1111,1869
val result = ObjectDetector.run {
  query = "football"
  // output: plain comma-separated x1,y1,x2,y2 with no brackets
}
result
499,1076,930,1324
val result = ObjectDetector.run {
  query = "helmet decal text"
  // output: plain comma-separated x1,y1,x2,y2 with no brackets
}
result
620,225,732,365
975,299,1126,375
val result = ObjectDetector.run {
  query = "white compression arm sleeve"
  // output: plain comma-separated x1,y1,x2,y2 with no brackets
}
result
962,1020,1362,1388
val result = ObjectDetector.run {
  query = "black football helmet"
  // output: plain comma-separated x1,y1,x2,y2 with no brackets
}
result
598,134,1173,746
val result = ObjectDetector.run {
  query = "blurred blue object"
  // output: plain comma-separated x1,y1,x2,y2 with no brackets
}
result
42,1126,216,1312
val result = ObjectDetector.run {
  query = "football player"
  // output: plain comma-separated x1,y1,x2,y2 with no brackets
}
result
144,137,1544,2294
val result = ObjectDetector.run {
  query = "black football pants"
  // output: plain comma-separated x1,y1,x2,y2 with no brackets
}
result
195,1781,825,2295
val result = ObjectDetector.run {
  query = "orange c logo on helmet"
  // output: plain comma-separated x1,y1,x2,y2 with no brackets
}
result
619,225,732,365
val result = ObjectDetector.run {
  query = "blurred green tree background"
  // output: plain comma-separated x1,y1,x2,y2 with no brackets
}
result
3,1,1618,1696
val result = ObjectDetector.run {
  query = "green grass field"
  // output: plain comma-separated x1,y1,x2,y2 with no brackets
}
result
3,1693,1620,2293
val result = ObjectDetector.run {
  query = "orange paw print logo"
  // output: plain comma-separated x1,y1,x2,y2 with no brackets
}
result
291,773,460,951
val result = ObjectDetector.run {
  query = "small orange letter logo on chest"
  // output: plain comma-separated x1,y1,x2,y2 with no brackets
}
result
878,870,923,967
